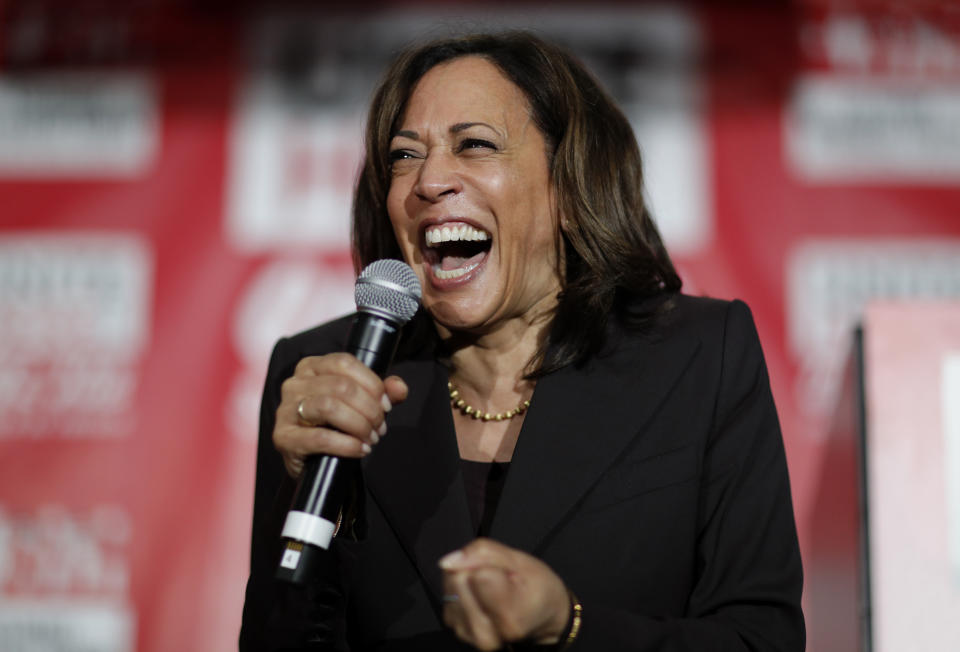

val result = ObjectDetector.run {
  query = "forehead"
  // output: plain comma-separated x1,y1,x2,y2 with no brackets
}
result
399,56,532,129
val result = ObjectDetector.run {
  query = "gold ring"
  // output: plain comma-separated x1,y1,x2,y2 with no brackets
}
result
297,399,309,425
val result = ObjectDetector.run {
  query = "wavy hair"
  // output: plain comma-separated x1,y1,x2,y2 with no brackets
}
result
352,31,681,376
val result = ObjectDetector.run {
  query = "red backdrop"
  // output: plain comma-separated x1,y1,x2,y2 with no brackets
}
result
2,2,959,650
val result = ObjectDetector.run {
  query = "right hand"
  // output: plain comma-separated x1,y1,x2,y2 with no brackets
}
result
273,352,409,478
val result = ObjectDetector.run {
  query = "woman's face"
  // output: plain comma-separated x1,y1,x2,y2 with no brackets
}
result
386,56,563,337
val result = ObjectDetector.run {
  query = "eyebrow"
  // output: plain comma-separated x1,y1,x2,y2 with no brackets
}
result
392,122,499,140
451,122,496,134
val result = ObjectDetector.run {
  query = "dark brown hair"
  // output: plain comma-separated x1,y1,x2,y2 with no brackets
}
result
352,31,682,375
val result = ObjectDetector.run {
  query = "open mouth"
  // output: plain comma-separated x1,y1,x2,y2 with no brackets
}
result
423,223,492,280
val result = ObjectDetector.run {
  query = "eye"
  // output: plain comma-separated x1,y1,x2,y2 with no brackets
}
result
388,149,418,164
457,138,497,153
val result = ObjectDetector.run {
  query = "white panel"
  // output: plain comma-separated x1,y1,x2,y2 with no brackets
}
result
0,233,153,361
944,353,960,583
0,72,158,177
0,600,135,652
0,233,152,438
785,75,960,183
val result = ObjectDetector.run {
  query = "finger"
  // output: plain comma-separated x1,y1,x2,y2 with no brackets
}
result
274,422,372,464
443,570,502,651
281,453,304,479
283,372,385,430
383,375,409,410
444,570,502,649
442,571,471,643
468,567,527,643
287,393,382,446
439,538,515,572
441,572,467,638
294,353,384,400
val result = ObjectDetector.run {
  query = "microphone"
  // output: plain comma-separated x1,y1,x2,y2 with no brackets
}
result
275,259,421,585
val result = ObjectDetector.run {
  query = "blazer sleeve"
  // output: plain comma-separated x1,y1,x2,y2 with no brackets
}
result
239,337,351,652
568,300,805,651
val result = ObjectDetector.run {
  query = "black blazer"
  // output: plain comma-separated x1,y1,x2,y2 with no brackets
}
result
240,295,804,651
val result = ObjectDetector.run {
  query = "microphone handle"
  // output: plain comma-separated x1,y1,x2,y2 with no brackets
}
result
275,312,402,585
346,311,402,376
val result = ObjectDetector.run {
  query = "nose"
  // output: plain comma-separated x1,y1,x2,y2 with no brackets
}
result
413,148,462,202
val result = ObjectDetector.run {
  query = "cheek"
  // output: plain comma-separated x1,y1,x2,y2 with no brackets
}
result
501,159,555,238
512,196,558,251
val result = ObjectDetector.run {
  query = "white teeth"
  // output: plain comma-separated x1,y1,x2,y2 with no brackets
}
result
425,224,489,280
426,224,490,247
434,262,480,279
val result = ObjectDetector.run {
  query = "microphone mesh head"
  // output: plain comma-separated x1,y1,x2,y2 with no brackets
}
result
355,259,422,324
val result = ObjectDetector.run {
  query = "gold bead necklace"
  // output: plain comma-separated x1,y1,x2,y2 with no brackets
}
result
448,381,531,422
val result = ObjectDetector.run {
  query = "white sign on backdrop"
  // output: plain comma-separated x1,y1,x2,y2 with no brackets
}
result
0,232,153,438
0,505,135,652
0,72,158,178
786,75,960,183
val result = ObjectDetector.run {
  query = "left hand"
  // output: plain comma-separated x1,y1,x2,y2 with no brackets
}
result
439,538,571,650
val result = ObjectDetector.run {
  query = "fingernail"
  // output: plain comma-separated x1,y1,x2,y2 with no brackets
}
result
438,549,464,569
381,394,392,412
378,421,387,437
369,429,379,445
361,443,372,455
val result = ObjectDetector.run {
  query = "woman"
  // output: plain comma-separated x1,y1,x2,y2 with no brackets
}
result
241,32,804,651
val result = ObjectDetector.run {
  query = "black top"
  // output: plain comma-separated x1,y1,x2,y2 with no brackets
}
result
459,459,511,535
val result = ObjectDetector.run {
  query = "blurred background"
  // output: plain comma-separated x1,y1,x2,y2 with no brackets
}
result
1,1,959,650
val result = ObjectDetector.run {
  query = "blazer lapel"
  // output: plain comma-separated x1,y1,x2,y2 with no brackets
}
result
362,354,473,606
489,332,701,554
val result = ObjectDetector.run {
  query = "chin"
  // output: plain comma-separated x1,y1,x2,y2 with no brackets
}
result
427,310,478,334
424,303,492,336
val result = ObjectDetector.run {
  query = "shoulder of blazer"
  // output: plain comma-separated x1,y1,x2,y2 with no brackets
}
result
600,293,748,364
653,293,740,340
